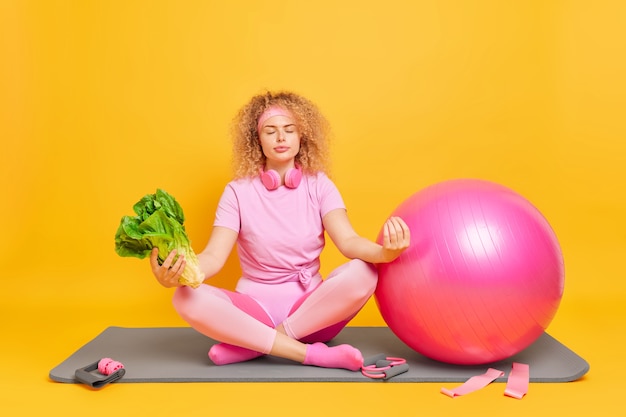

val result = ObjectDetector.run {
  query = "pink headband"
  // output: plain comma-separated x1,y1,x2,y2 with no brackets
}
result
257,106,293,132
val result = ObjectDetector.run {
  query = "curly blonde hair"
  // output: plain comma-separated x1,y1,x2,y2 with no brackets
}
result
230,90,331,179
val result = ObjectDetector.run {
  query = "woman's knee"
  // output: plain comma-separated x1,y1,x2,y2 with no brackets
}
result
339,259,378,301
172,286,197,321
172,285,227,323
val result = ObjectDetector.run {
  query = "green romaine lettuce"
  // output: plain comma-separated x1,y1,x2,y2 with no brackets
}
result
115,189,204,288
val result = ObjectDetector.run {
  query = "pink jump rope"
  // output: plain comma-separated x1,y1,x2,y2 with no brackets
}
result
75,358,125,389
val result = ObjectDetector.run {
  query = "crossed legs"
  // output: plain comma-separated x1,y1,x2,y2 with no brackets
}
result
172,260,377,370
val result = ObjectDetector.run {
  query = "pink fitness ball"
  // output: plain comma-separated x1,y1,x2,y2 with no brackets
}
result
375,179,565,365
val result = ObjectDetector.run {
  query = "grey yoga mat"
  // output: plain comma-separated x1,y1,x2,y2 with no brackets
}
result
49,326,589,383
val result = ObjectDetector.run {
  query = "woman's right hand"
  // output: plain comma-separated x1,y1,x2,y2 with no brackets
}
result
150,248,186,288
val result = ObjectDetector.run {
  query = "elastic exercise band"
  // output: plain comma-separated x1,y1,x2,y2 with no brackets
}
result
504,362,530,399
441,368,505,397
361,354,408,380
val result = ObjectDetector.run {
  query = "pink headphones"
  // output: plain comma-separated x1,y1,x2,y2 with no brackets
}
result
260,166,302,190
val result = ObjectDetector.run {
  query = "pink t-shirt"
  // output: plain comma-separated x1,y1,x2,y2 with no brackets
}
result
214,172,345,286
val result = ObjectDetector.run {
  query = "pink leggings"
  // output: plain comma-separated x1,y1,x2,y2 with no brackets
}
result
172,259,378,354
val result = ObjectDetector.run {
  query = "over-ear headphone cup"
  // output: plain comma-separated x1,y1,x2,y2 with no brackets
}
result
285,168,302,189
260,169,281,190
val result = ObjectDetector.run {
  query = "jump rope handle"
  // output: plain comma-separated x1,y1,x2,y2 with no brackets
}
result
75,358,125,389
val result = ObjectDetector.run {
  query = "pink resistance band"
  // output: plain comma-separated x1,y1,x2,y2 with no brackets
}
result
504,362,530,399
441,362,530,399
441,368,504,398
257,106,293,132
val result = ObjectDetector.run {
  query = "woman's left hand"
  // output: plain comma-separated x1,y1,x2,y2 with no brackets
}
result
380,216,411,262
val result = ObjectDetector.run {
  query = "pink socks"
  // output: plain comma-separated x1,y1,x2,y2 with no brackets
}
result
210,341,364,371
303,342,363,371
209,343,264,365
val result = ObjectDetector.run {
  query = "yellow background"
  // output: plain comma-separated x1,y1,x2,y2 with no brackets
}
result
1,0,625,415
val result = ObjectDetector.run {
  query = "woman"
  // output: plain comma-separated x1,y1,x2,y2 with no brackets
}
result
151,90,410,371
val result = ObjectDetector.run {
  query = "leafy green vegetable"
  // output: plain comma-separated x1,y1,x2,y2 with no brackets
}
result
115,189,204,288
